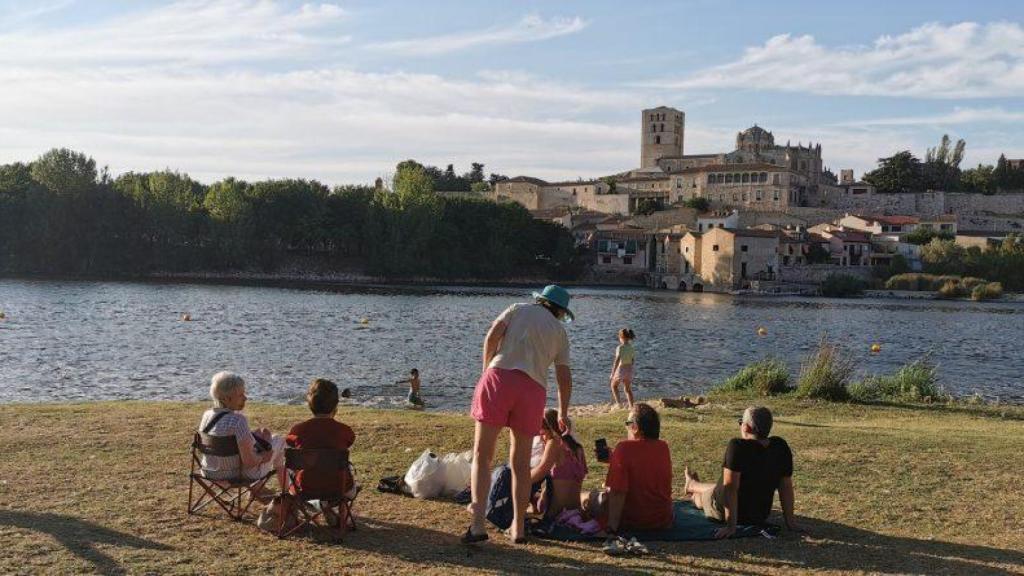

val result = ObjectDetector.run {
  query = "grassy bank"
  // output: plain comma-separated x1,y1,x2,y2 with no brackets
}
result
1,399,1023,575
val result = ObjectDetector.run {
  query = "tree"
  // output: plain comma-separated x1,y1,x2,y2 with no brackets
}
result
635,198,664,215
922,134,966,191
682,197,710,212
863,151,923,193
488,173,508,187
30,148,97,197
468,162,485,183
961,164,995,195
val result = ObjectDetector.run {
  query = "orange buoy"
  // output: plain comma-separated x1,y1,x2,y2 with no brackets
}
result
870,343,882,354
756,326,768,336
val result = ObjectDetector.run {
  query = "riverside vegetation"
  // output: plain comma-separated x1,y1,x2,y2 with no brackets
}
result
0,150,581,280
1,399,1022,575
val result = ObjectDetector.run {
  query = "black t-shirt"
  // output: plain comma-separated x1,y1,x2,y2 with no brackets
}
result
713,437,793,525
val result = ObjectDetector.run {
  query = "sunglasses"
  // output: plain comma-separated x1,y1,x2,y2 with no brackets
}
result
624,419,635,426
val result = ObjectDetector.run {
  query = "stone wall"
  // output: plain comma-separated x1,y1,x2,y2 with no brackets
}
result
778,264,872,284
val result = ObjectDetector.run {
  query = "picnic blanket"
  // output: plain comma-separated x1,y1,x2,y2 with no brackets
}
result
534,500,778,542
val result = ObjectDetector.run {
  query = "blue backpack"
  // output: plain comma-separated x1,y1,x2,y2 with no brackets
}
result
485,464,552,530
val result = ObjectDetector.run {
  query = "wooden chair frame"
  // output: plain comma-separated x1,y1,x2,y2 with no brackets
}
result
188,432,273,521
277,448,358,541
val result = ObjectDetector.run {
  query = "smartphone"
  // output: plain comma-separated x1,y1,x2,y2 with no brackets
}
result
595,438,609,463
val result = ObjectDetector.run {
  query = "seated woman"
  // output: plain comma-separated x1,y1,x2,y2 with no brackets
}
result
286,378,357,499
197,371,286,490
530,409,587,517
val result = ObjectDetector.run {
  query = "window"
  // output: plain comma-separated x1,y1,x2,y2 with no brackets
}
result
707,174,714,184
783,255,790,265
773,190,780,201
741,244,748,252
725,173,733,183
733,173,740,182
623,256,633,265
651,124,656,133
684,261,690,273
602,256,611,264
800,161,807,171
741,173,750,183
732,193,738,202
697,223,703,231
741,262,747,278
742,192,748,202
676,178,683,187
660,123,664,132
712,244,720,251
755,190,762,201
655,135,661,144
597,240,609,252
685,246,690,253
760,172,768,183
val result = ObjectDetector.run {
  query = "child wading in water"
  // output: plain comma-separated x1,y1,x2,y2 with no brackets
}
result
609,329,636,408
397,369,424,408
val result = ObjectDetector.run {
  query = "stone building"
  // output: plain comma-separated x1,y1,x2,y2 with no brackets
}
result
678,228,780,292
641,106,684,168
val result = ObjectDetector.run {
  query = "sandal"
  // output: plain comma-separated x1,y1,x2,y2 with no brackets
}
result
602,536,628,556
625,537,649,555
461,527,489,544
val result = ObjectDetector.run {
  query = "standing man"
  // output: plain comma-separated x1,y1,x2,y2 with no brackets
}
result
463,285,575,544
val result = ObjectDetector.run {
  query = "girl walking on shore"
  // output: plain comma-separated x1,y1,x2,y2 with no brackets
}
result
609,328,636,408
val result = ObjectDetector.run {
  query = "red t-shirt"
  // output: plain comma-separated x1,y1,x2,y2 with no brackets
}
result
605,438,673,530
286,417,356,495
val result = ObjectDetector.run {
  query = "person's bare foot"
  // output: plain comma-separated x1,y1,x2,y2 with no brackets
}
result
684,466,699,494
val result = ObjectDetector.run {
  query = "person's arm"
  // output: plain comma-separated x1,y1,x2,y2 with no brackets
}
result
715,467,740,539
606,491,627,533
482,319,507,373
395,378,411,384
609,349,620,380
554,364,572,431
530,439,560,484
236,429,270,469
779,476,802,531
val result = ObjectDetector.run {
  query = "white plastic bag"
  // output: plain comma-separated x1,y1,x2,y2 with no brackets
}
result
404,450,445,498
441,450,472,495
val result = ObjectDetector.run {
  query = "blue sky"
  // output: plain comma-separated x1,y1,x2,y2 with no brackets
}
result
0,0,1021,184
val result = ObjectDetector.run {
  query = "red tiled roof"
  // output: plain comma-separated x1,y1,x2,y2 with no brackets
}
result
854,214,919,225
831,230,872,243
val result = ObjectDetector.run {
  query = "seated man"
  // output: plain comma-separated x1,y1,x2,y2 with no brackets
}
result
286,378,357,499
586,403,673,533
684,406,800,538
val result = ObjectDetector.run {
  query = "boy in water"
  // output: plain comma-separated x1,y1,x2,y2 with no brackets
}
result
397,369,424,408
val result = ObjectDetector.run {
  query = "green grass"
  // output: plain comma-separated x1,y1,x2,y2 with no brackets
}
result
715,358,791,396
794,339,854,401
1,400,1023,575
850,360,943,403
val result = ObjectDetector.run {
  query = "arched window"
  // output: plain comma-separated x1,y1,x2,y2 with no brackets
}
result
655,135,661,144
660,123,664,132
760,172,768,183
725,174,733,183
707,174,714,184
651,124,656,133
742,173,750,183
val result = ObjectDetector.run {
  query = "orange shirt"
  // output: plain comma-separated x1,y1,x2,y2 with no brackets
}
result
605,438,673,531
286,417,355,495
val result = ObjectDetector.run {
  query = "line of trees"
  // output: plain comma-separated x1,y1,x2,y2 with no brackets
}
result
920,236,1024,291
0,149,580,279
863,135,1023,194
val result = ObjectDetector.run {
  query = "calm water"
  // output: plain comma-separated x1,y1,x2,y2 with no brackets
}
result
1,279,1022,408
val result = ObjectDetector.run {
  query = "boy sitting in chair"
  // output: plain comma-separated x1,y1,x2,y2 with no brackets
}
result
286,378,358,503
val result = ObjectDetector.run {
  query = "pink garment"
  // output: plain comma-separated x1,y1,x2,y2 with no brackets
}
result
470,367,546,436
613,364,634,381
555,509,602,535
551,443,587,483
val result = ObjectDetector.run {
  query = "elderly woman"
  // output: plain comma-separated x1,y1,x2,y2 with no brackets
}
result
197,371,286,490
465,285,575,545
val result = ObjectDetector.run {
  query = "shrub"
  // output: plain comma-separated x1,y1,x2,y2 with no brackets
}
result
820,273,866,297
971,282,1003,301
937,279,968,299
961,276,986,290
716,358,791,396
682,197,710,212
795,338,854,401
849,360,941,403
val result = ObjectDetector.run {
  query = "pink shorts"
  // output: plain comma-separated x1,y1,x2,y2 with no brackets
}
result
471,368,546,436
613,364,634,381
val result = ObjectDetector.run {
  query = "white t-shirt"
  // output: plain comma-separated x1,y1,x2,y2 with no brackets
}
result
489,303,570,389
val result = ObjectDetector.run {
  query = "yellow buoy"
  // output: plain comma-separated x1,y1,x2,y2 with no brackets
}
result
870,343,882,354
359,317,370,325
756,326,767,336
181,313,191,322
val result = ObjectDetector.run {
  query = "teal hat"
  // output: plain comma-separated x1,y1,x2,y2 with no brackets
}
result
532,284,574,322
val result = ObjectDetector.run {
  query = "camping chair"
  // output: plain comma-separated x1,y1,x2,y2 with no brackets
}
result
188,432,274,521
278,448,358,540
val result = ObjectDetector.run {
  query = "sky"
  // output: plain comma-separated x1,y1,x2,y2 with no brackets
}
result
0,0,1022,185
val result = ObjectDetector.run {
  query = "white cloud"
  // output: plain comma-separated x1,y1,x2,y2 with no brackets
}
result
364,14,587,56
839,107,1024,127
649,22,1024,98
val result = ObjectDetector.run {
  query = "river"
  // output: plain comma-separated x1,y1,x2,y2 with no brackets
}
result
1,279,1022,409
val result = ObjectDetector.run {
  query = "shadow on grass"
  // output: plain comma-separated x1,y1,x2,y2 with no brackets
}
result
682,514,1024,576
0,510,173,575
342,518,659,575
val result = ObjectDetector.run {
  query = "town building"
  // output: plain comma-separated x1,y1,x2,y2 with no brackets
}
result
678,228,780,292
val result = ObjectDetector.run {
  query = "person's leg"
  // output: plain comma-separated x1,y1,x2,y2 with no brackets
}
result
609,378,622,406
508,427,534,541
623,378,635,408
470,421,501,535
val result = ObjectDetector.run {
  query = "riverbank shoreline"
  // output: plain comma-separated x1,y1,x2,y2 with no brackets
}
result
1,398,1021,575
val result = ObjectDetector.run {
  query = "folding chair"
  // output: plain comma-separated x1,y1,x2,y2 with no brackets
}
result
278,448,358,540
187,432,274,521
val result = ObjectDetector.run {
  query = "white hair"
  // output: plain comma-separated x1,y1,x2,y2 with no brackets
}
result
210,371,245,408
